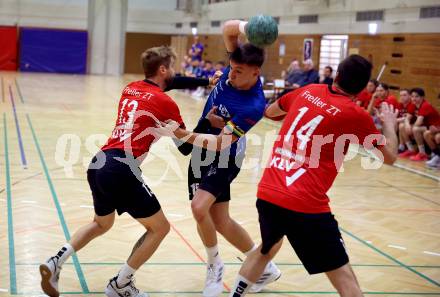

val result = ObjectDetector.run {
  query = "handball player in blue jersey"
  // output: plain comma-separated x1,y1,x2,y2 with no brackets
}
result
160,19,281,297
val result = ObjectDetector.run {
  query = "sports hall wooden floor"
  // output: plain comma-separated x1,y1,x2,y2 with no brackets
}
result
0,71,439,296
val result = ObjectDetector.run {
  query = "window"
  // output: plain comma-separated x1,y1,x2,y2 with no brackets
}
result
319,35,348,77
299,15,319,24
420,6,440,18
356,10,384,22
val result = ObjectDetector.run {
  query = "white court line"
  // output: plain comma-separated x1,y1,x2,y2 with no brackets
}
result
262,118,282,129
79,205,94,209
121,222,138,228
423,251,440,257
0,198,6,202
388,244,407,250
366,241,373,244
167,213,184,218
352,146,440,182
22,200,37,204
60,203,66,206
0,288,8,292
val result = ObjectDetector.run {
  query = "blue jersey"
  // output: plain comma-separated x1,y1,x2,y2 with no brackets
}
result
199,66,266,156
191,42,204,61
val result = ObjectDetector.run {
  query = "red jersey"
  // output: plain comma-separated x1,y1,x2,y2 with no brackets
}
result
102,80,185,158
374,95,399,109
397,102,416,118
356,89,372,109
416,100,440,127
258,84,382,213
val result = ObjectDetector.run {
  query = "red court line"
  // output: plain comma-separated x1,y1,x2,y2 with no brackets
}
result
170,223,231,292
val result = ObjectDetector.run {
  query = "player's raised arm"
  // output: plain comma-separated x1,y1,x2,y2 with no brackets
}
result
223,20,244,53
223,15,278,53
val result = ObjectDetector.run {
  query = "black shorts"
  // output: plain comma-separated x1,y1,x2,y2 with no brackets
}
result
256,199,349,274
87,149,161,218
188,149,243,203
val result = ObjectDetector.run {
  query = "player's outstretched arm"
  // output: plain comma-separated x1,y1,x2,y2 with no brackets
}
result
223,20,246,53
172,107,225,155
264,100,287,121
165,71,222,92
165,76,209,91
157,120,239,152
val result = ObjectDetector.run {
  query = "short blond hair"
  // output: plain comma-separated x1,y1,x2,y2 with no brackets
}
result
141,46,176,78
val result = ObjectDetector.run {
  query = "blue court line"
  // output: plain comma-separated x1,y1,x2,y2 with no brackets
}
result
8,85,27,168
341,228,440,288
26,114,89,293
14,78,24,104
3,113,17,294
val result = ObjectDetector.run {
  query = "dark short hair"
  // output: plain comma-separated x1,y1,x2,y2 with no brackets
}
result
410,87,425,97
325,66,333,73
369,79,379,87
378,83,389,91
335,55,372,95
400,88,410,94
205,60,212,64
141,46,176,78
216,61,225,66
229,43,265,68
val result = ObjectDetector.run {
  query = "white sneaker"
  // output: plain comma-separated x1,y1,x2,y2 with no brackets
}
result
249,261,281,293
203,261,224,297
105,276,149,297
426,155,440,168
39,257,61,297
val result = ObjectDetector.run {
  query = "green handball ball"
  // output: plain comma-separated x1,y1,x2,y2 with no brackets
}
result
245,15,279,48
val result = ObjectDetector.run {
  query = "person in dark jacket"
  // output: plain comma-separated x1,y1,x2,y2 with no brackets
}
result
320,65,334,86
291,59,319,88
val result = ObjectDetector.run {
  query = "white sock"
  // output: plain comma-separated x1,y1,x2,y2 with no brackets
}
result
406,142,415,152
116,263,136,287
244,244,257,257
228,275,254,297
206,245,221,265
55,243,74,266
418,145,426,154
399,144,405,151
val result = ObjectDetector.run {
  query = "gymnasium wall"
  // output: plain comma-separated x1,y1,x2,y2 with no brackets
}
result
180,0,440,35
124,33,172,74
2,0,439,36
348,33,440,108
181,33,440,108
0,0,88,30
